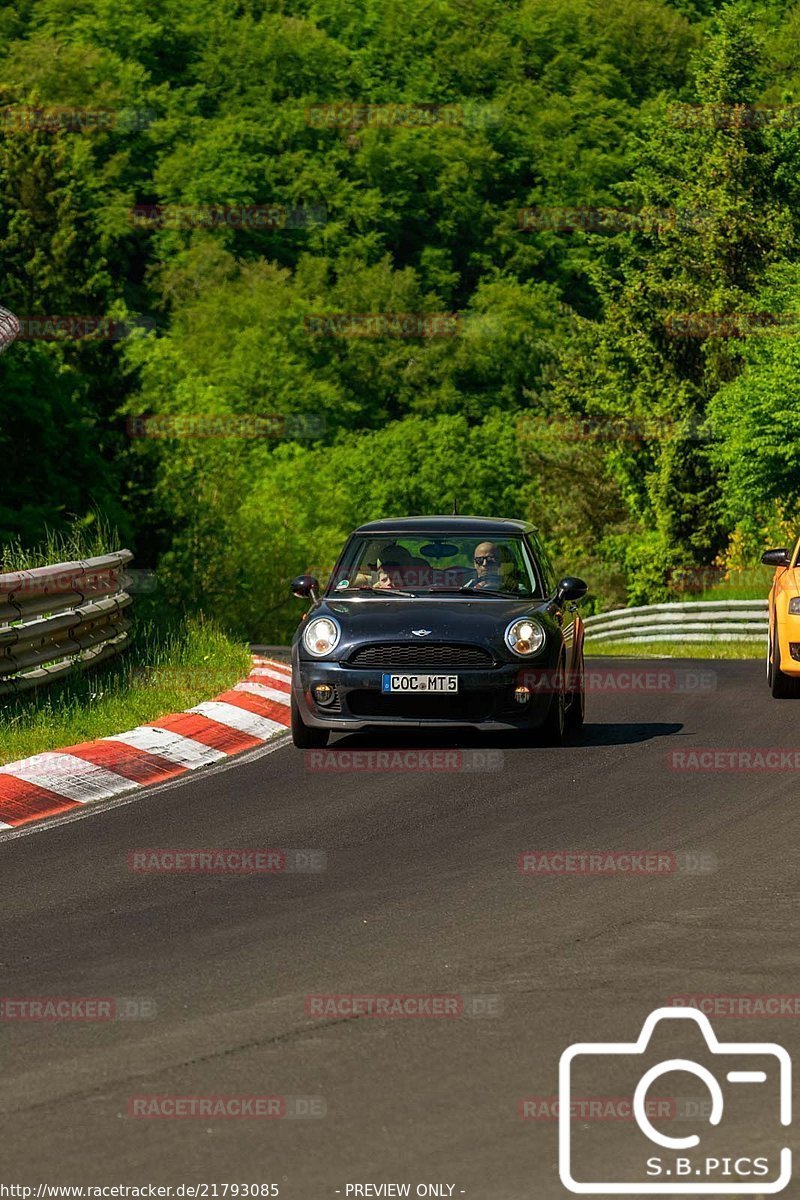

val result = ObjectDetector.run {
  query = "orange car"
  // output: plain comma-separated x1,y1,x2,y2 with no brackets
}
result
763,541,800,697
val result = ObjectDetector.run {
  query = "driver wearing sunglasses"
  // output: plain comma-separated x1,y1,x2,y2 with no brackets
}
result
471,541,504,590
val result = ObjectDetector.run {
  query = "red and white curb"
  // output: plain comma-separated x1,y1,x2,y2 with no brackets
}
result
0,656,292,830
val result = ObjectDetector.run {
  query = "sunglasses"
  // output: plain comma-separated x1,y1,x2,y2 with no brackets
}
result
474,555,499,565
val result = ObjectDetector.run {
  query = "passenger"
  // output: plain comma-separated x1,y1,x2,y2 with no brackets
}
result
374,560,405,590
373,545,412,590
346,538,387,588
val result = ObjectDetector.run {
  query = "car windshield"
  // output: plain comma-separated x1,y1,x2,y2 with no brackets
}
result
326,533,540,597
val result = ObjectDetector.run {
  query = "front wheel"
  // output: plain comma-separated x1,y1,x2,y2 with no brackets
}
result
291,694,330,747
538,656,567,746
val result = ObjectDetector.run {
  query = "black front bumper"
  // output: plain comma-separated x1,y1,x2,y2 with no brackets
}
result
292,655,555,731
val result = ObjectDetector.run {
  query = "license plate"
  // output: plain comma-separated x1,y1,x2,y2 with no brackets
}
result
381,673,458,694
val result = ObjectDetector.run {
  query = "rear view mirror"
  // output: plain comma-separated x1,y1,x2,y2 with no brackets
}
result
420,542,459,559
556,576,588,603
291,574,319,600
761,549,790,567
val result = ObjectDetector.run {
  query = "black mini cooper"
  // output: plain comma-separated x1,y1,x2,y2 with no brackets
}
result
289,516,587,747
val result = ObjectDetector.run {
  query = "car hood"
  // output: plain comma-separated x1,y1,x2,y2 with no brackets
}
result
297,594,554,659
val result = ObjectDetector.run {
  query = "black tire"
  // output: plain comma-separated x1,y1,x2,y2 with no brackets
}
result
566,646,585,730
291,694,330,747
538,655,567,746
768,630,800,699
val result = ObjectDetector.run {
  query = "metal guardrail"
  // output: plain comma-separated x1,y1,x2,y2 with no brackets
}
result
0,551,134,695
0,305,20,354
584,599,769,643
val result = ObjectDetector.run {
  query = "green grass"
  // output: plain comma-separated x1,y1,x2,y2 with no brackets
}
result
1,516,121,571
587,639,764,659
0,608,251,765
691,583,766,602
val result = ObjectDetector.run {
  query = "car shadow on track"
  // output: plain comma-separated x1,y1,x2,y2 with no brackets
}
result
577,721,683,746
329,721,683,751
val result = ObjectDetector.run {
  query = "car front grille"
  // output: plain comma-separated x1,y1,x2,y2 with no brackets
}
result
347,642,495,669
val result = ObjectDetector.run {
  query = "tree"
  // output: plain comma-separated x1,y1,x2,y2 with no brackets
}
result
541,1,799,600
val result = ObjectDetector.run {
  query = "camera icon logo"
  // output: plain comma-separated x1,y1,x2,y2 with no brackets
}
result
559,1006,791,1193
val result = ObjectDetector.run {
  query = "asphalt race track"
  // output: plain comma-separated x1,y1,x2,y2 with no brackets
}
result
2,657,798,1197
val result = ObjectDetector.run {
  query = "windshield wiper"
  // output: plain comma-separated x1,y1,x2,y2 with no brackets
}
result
457,585,520,597
420,586,475,594
401,585,522,597
338,586,417,598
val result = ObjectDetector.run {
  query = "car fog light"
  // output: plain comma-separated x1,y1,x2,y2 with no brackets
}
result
313,683,335,705
514,685,531,705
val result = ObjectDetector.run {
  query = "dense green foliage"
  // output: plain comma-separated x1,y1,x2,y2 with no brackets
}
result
2,0,800,638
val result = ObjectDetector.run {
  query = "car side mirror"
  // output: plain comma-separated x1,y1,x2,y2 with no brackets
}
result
291,574,319,601
761,549,791,567
555,576,588,603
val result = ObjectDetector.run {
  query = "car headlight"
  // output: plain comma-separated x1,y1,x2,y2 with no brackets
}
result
788,598,800,615
303,617,341,657
505,617,546,657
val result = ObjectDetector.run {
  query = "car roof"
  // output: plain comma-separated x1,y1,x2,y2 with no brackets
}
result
354,516,536,535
